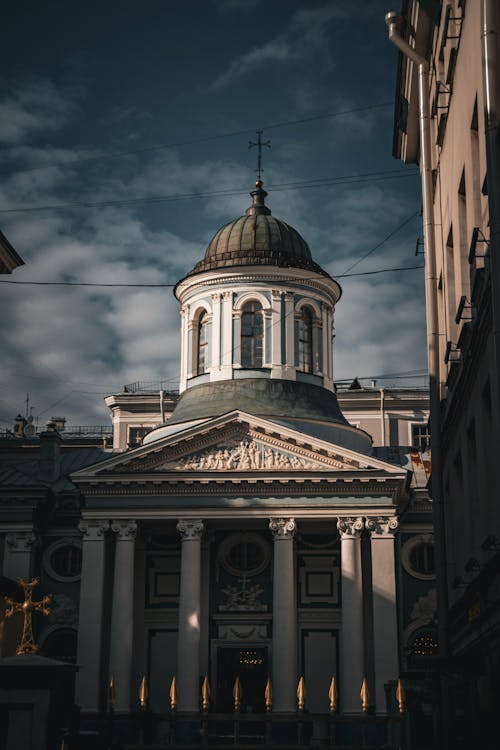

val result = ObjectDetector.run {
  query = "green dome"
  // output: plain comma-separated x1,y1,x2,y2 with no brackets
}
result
186,181,330,278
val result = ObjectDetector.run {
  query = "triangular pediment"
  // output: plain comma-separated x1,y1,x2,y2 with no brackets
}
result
72,411,407,480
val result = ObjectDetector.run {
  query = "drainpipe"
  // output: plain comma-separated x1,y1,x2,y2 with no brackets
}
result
481,0,500,484
159,389,165,423
385,10,450,746
379,387,386,445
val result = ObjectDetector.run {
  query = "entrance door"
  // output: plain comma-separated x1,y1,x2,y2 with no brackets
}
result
216,646,268,713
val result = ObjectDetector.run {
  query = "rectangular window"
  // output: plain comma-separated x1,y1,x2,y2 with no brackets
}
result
128,426,151,447
398,96,409,134
411,423,431,451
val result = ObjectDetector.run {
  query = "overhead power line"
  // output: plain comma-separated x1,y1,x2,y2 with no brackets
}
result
340,212,420,275
0,102,392,179
0,265,424,288
0,169,418,215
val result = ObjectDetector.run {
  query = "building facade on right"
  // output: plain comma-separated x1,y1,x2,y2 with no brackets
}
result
390,1,500,747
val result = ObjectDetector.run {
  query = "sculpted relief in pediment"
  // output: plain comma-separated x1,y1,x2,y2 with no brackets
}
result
152,438,349,472
176,440,324,471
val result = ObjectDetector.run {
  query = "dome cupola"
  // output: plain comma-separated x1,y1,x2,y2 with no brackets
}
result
185,181,330,278
174,181,342,401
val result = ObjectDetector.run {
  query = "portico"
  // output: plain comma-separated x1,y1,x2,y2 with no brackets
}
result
72,409,405,717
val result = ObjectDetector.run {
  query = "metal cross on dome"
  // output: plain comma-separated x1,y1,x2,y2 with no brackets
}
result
248,129,271,180
5,577,51,655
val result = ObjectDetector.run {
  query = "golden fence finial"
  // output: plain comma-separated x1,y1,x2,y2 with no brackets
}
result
170,676,178,711
265,676,272,713
202,676,211,712
108,676,116,710
328,676,338,713
396,678,405,714
139,675,148,710
5,577,51,655
233,676,242,712
297,676,306,711
360,677,369,713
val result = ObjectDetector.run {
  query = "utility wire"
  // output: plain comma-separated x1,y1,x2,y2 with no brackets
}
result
0,102,392,178
0,265,424,288
0,169,417,215
340,211,420,275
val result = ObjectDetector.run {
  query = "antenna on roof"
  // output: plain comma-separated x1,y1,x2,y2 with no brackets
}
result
248,129,271,181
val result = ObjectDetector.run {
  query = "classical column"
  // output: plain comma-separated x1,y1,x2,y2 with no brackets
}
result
366,516,399,713
75,520,109,712
176,519,204,711
179,304,189,391
221,291,233,374
211,293,222,374
337,517,365,714
271,290,283,376
3,530,37,580
284,292,295,375
108,520,137,712
269,517,297,711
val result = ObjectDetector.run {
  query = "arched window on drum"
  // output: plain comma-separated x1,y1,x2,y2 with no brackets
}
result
298,306,314,373
197,310,209,375
241,301,264,368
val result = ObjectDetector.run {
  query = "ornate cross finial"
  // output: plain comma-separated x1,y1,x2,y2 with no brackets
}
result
5,577,51,655
248,129,271,180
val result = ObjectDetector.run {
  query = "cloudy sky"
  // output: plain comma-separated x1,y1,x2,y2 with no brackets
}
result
0,0,426,429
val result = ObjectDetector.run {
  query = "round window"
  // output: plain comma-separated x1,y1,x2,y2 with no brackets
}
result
401,534,436,580
409,542,435,576
218,533,270,577
43,539,82,582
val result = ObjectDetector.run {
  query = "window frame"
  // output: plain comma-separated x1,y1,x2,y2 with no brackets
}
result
43,538,83,583
240,300,264,369
196,309,209,375
298,306,314,373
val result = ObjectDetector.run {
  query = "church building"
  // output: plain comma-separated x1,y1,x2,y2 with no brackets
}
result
0,181,436,747
72,182,412,717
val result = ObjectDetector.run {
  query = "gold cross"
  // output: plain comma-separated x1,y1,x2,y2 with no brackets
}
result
5,577,51,655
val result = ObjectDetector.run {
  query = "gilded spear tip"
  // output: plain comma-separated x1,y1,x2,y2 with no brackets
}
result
328,676,338,713
170,675,178,711
297,676,306,711
108,676,116,710
233,676,242,712
139,675,148,710
396,678,405,714
265,676,272,712
202,676,211,711
360,677,369,713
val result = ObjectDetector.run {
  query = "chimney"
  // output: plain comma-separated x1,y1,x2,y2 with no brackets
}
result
38,420,63,483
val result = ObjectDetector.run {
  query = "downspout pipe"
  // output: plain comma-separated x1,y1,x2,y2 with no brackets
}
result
160,388,165,423
385,10,450,744
481,0,500,482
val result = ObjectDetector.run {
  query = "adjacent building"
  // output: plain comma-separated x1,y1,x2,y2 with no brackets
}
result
390,0,500,745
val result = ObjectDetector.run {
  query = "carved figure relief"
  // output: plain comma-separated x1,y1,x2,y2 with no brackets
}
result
220,577,267,611
175,440,325,471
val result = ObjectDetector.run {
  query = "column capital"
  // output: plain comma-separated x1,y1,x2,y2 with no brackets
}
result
177,519,204,540
5,531,38,551
271,289,283,300
222,290,233,301
269,517,296,539
111,520,137,540
79,520,109,540
337,517,364,538
365,516,399,538
211,292,222,301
